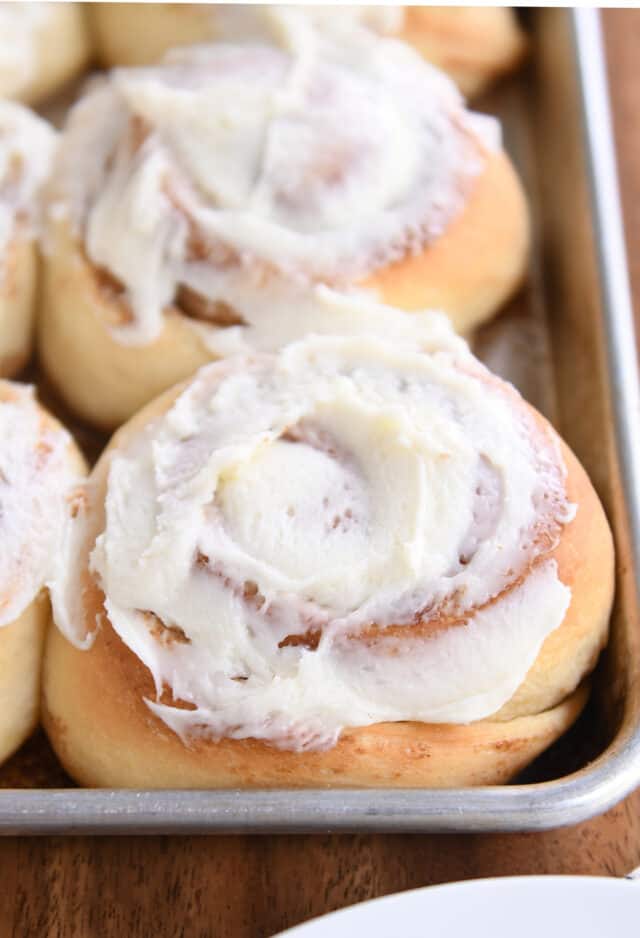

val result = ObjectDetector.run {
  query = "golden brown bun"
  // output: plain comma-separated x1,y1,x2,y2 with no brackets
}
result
0,3,90,105
89,4,525,99
42,626,588,788
0,593,49,766
495,432,613,722
0,385,86,766
399,7,527,99
90,2,216,68
0,234,37,378
38,221,214,430
38,147,529,430
42,383,613,788
362,149,529,330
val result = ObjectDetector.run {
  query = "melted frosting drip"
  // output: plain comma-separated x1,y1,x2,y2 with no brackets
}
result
0,99,56,264
49,16,496,344
0,382,78,627
53,327,575,750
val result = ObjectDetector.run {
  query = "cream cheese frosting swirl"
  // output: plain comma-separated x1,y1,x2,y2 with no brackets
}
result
0,382,78,628
0,99,56,265
53,327,575,751
49,21,496,345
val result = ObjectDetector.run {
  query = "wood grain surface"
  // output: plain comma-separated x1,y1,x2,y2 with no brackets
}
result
2,10,640,938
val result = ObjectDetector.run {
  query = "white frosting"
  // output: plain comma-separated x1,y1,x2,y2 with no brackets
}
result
206,5,405,44
0,99,56,266
0,382,78,628
0,2,49,98
303,5,405,36
134,275,478,358
50,21,495,345
53,330,575,750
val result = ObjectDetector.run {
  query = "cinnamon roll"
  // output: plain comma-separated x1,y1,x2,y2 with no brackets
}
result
0,101,56,377
43,324,613,788
397,7,527,98
0,2,90,104
39,31,529,428
90,4,526,98
0,381,84,766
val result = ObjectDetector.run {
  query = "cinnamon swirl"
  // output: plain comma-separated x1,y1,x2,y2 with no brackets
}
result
0,381,85,765
40,30,529,428
43,324,613,788
0,2,90,104
90,4,526,98
0,101,56,377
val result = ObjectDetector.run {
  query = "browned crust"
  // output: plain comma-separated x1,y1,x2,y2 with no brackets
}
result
362,149,530,333
400,7,528,98
0,233,37,378
0,593,50,766
0,393,87,767
39,146,529,429
496,432,613,721
42,624,589,788
38,220,214,430
42,379,613,788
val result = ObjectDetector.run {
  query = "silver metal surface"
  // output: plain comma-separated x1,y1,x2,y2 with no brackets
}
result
3,7,640,834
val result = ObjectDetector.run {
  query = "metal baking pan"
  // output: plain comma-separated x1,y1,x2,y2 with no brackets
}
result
2,6,640,834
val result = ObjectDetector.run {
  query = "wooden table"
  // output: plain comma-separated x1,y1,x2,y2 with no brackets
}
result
2,10,640,937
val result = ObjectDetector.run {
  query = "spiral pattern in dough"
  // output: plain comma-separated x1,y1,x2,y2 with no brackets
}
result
54,329,576,751
50,20,495,344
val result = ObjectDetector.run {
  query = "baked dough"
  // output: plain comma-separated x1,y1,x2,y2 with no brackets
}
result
39,35,529,428
399,7,526,98
43,329,613,787
0,2,90,104
0,235,37,378
0,101,56,378
0,593,50,768
0,381,85,766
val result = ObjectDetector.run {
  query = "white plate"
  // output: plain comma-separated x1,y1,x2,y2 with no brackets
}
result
276,876,640,937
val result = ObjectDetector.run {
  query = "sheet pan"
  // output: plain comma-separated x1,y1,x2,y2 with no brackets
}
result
1,6,639,834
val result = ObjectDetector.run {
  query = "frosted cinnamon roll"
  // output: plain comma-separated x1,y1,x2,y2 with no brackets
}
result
40,31,529,428
0,381,85,765
90,4,526,98
43,326,613,788
0,101,56,377
0,2,90,104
